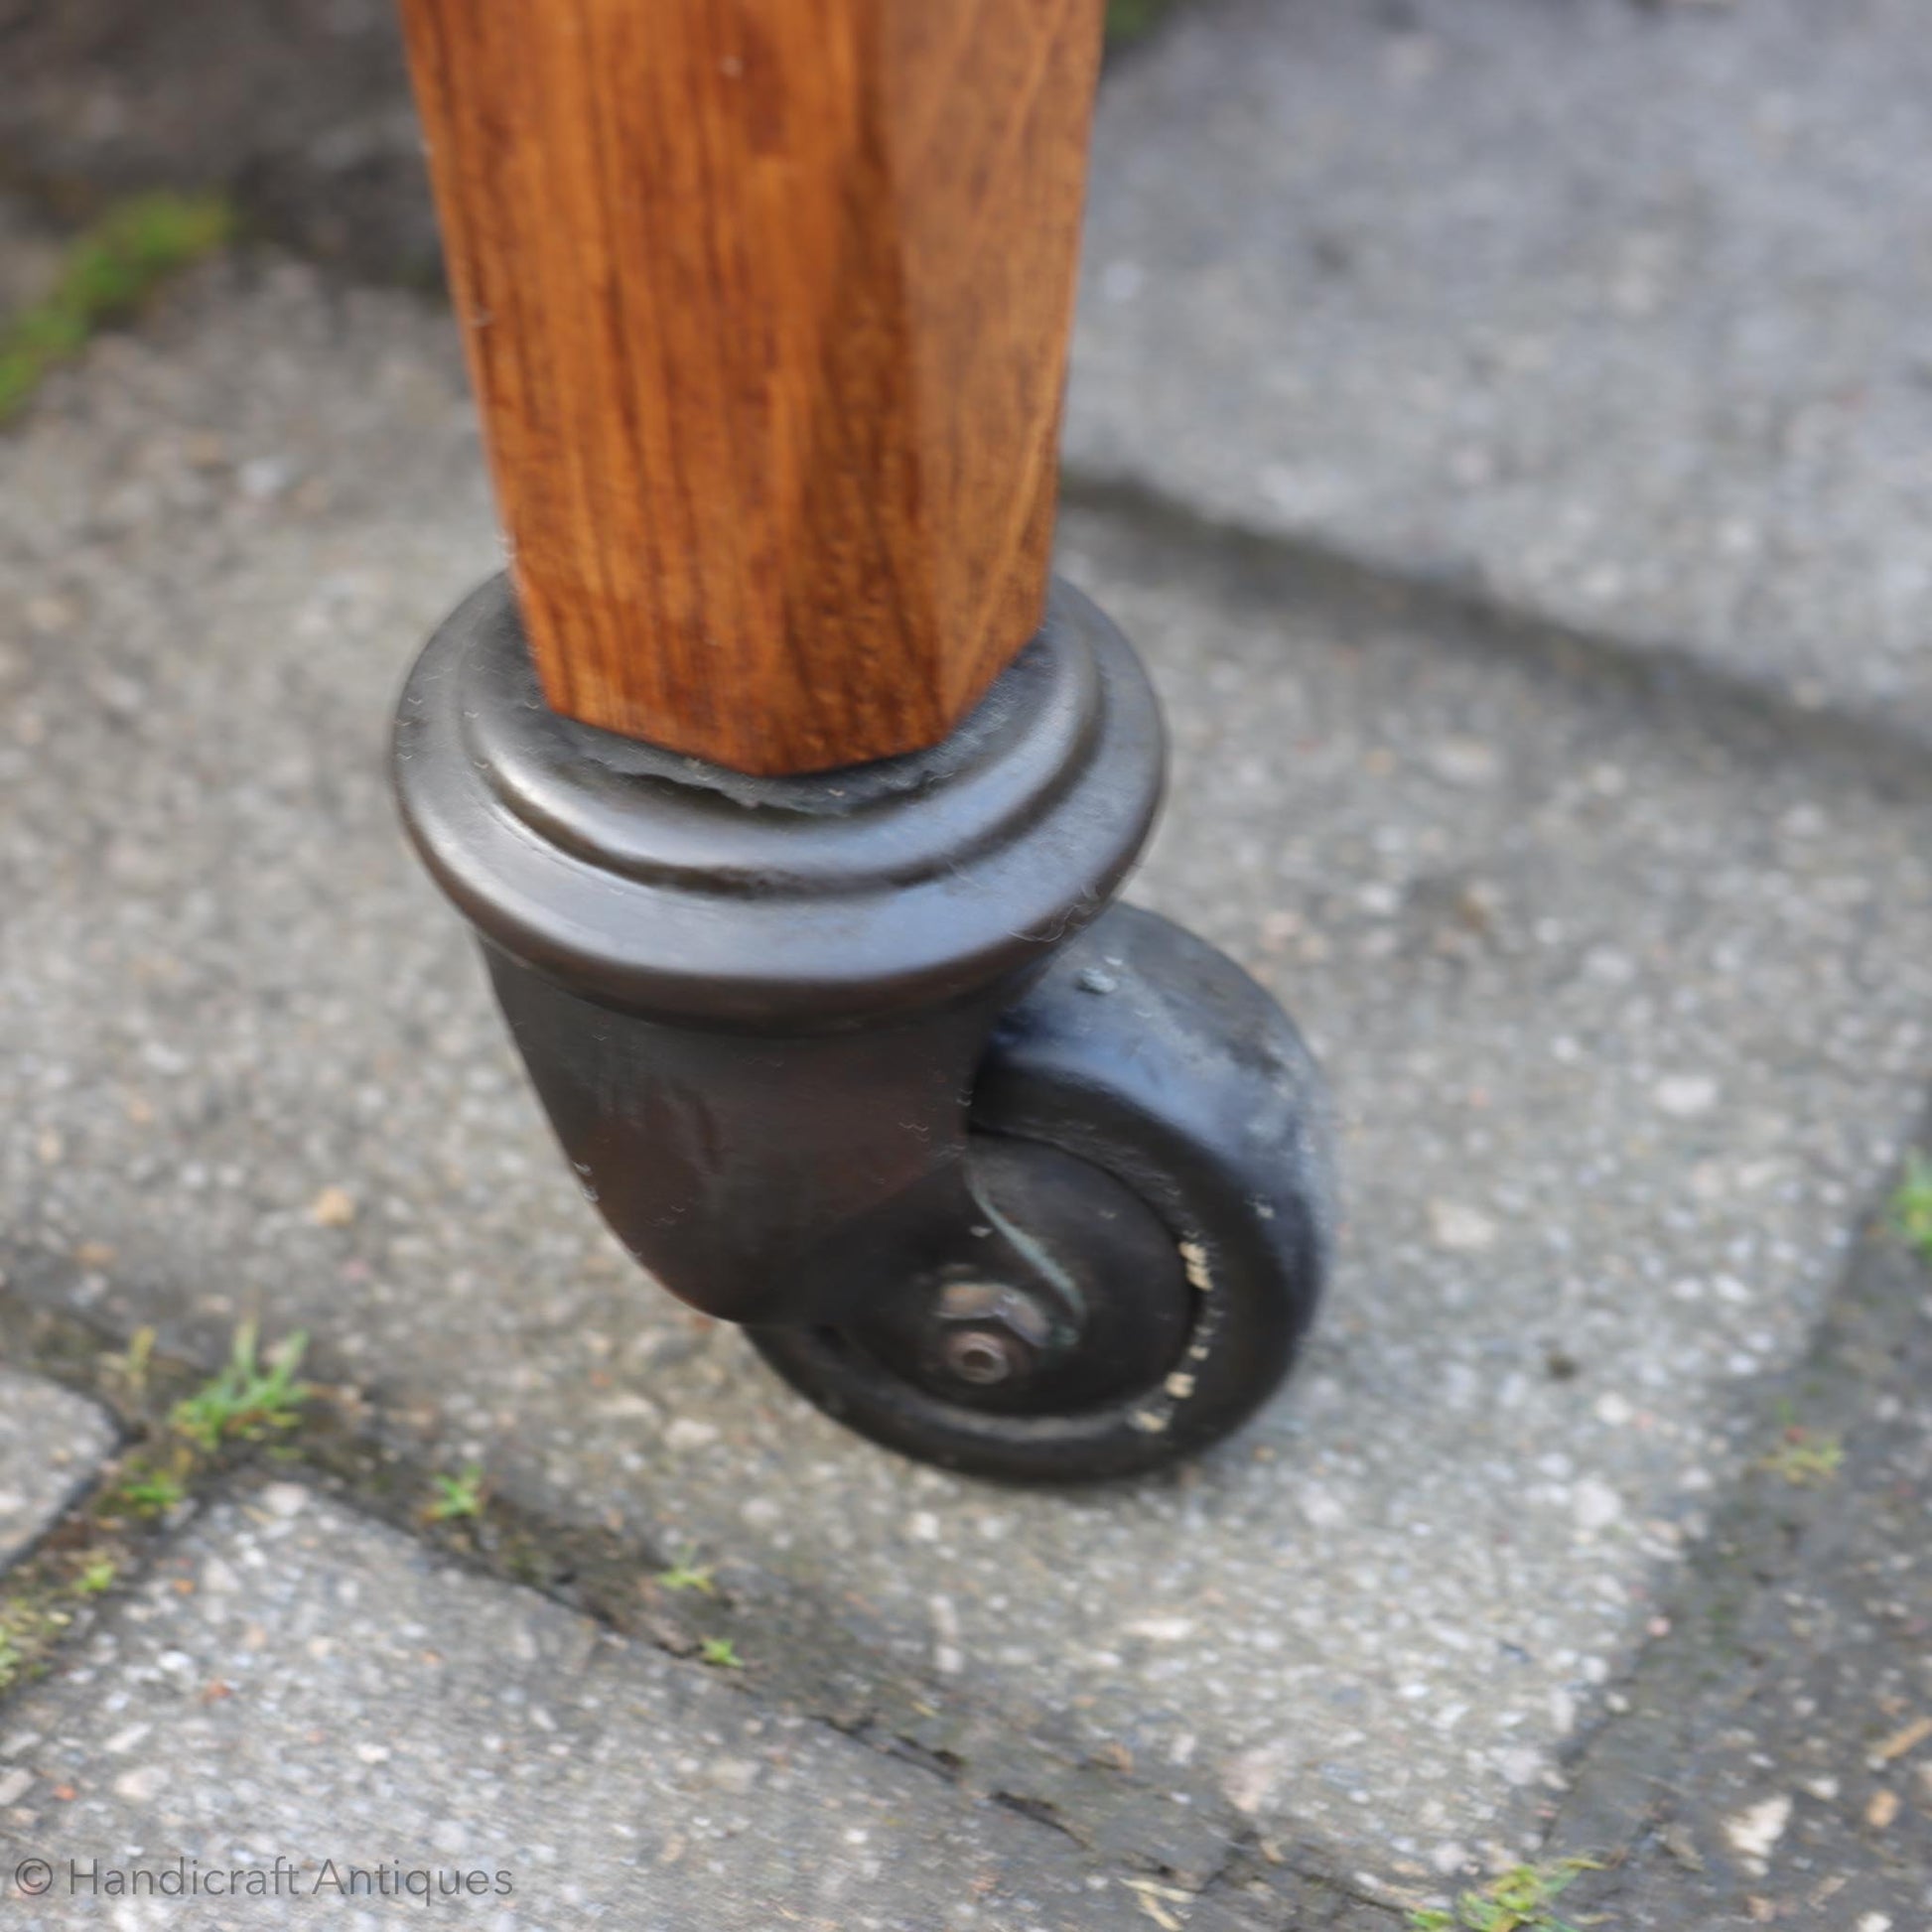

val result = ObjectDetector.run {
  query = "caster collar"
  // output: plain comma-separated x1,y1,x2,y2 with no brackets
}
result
394,574,1165,1029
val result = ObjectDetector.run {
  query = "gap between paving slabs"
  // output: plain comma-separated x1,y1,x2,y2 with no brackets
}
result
1059,474,1932,813
0,1478,1325,1932
0,1289,1393,1930
1543,1129,1932,1929
1068,0,1932,751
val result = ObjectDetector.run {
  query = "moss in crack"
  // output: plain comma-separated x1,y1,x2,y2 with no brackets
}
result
1408,1858,1604,1932
1756,1423,1844,1487
0,1473,150,1694
0,191,233,424
655,1549,718,1596
0,1317,312,1702
0,1288,1251,1893
103,1451,190,1519
425,1461,487,1524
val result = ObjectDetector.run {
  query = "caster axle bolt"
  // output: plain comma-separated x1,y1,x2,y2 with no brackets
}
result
942,1328,1030,1386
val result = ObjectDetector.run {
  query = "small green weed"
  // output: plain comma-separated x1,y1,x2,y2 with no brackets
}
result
1759,1425,1844,1487
1890,1154,1932,1266
0,1596,71,1693
656,1550,717,1596
426,1463,486,1523
104,1325,157,1401
109,1457,188,1518
0,1540,136,1690
170,1321,312,1450
699,1636,744,1670
74,1556,117,1595
1408,1857,1602,1932
0,192,233,423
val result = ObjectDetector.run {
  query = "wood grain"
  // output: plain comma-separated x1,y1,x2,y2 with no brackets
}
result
398,0,1106,775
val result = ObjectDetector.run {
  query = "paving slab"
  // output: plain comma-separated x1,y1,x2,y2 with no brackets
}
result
1069,0,1932,740
0,1482,1266,1930
5,262,1932,1893
0,1368,114,1570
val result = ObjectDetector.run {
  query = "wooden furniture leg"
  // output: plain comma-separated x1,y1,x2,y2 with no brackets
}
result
390,0,1333,1479
398,0,1103,775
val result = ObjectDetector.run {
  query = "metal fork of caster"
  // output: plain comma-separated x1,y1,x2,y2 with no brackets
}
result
393,575,1335,1482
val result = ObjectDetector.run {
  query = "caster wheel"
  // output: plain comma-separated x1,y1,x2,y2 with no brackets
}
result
749,904,1335,1481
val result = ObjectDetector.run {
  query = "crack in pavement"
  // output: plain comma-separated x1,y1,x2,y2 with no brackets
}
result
0,1282,1374,1925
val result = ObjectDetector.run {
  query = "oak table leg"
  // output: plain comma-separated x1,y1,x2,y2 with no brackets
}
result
398,0,1101,775
390,0,1333,1479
